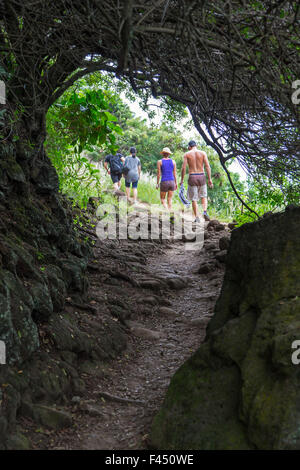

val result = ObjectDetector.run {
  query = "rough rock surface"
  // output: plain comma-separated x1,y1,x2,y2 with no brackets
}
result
20,219,225,450
150,206,300,450
0,144,92,364
0,144,127,448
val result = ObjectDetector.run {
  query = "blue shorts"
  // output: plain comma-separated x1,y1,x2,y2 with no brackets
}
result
125,180,138,188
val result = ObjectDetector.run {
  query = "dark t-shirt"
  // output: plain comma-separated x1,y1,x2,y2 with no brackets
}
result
105,154,123,174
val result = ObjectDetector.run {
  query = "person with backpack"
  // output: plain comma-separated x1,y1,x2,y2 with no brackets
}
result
123,147,141,204
104,152,124,190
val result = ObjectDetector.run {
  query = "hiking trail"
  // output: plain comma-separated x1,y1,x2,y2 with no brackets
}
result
21,199,231,450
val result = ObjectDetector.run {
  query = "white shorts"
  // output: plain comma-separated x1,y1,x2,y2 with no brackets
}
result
187,184,207,200
187,173,207,201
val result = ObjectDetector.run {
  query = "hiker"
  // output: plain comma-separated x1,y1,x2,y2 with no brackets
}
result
104,152,124,191
156,147,177,210
123,147,141,204
180,140,213,222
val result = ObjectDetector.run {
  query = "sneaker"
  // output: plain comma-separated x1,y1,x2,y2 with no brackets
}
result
203,212,210,221
194,217,201,223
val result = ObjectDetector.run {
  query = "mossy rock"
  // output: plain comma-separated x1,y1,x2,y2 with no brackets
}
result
0,269,39,363
30,282,54,321
6,429,31,450
0,417,8,449
20,402,72,430
0,157,26,183
46,313,93,354
151,348,251,450
150,206,300,450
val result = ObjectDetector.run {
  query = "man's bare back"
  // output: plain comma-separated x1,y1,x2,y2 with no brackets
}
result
181,145,212,185
184,148,206,174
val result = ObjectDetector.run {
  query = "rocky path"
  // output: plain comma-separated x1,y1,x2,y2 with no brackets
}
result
23,205,230,450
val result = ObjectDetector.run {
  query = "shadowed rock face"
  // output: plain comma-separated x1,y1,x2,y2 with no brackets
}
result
0,145,91,364
150,205,300,450
0,145,127,449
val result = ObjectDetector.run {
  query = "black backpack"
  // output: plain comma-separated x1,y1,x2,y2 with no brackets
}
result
122,159,130,176
109,154,123,174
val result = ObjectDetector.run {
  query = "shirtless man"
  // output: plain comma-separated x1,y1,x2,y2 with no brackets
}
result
180,140,213,222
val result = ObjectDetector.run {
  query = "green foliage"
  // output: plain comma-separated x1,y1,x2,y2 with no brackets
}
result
233,177,299,226
47,79,122,153
46,71,296,225
46,75,123,207
45,71,247,218
116,117,186,173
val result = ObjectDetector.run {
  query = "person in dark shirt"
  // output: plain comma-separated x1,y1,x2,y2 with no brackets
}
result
104,152,125,190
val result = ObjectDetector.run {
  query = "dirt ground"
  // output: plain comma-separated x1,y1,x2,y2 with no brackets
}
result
21,203,229,450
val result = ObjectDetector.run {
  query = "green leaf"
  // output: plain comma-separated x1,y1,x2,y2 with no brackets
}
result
103,111,118,122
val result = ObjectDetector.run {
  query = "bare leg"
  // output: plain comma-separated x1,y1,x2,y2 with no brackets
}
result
167,191,174,210
113,182,119,191
132,188,138,203
192,200,199,218
160,191,168,210
201,197,207,212
125,186,131,200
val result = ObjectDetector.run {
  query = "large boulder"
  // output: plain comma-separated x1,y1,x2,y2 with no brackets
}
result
150,205,300,450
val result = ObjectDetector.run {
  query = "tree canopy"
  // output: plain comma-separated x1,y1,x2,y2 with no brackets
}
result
0,1,299,197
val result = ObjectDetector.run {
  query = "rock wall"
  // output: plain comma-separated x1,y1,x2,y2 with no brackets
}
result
0,143,126,448
150,205,300,450
0,143,91,364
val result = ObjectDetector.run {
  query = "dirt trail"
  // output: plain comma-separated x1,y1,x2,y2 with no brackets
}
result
24,203,229,450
